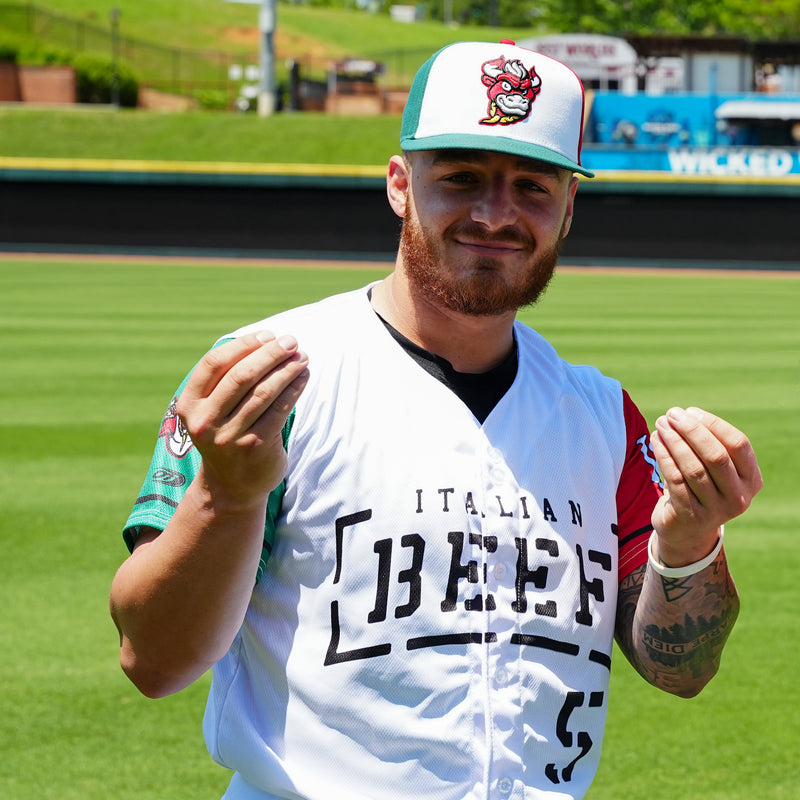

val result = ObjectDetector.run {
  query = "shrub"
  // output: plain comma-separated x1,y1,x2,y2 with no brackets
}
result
72,53,139,107
29,45,75,66
0,38,20,63
3,39,73,67
193,87,232,111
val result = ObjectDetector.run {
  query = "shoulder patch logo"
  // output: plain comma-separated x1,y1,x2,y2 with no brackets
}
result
159,397,194,459
479,55,541,126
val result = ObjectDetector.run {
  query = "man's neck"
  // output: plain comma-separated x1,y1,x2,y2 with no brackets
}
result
370,272,516,374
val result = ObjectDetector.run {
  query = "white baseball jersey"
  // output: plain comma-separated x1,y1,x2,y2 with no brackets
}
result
124,285,661,800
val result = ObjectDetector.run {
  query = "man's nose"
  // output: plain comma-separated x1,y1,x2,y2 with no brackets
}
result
470,177,518,230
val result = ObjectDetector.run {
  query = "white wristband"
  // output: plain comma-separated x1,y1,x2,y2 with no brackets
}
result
648,527,724,578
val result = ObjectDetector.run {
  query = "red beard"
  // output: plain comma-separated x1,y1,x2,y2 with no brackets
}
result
399,205,564,317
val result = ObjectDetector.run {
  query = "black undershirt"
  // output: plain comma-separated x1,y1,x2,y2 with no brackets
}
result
372,306,518,424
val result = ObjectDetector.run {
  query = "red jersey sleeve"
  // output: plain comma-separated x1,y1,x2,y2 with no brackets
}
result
616,390,664,581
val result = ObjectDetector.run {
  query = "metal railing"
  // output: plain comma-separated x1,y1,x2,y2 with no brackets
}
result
0,3,252,93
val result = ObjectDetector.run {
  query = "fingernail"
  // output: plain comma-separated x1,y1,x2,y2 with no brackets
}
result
667,407,686,422
255,329,274,343
278,334,298,351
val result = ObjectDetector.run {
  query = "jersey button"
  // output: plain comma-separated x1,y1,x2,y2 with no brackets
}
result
489,467,509,483
497,777,513,795
487,446,504,463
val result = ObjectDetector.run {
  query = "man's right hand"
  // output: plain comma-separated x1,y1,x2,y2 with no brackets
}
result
111,331,309,698
176,331,310,507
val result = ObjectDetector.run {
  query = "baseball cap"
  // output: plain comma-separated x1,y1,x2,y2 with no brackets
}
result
401,40,594,178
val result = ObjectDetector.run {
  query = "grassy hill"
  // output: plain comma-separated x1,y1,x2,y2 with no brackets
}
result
2,1,538,73
0,1,540,163
42,1,534,59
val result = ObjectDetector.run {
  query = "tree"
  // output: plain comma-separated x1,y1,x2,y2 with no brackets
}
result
533,0,800,38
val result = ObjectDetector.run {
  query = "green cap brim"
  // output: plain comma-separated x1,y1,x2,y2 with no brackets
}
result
400,132,595,178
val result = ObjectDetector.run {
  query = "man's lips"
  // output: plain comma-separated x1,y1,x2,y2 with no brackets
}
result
457,239,526,255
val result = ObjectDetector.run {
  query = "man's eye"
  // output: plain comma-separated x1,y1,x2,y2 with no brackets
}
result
519,180,547,193
445,172,477,184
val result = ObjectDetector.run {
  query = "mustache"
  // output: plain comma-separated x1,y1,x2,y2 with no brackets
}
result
447,223,534,249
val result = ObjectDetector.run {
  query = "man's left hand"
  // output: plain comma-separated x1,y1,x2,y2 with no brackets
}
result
650,407,763,567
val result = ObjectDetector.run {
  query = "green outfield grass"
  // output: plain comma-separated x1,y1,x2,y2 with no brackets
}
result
0,107,403,164
0,256,797,799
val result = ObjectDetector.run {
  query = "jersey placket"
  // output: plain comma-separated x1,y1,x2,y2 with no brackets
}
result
477,438,525,800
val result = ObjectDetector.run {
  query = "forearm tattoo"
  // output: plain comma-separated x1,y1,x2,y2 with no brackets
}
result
616,554,739,695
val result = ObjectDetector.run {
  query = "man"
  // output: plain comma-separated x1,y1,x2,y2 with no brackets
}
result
111,41,762,800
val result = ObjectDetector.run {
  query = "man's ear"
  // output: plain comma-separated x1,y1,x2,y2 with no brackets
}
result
386,155,410,218
561,175,580,238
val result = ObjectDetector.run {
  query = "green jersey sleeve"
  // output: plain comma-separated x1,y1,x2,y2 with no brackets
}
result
122,341,294,583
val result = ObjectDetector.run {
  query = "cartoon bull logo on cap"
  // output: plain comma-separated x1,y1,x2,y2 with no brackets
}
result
479,55,541,126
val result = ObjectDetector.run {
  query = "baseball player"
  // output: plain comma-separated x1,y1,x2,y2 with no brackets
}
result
111,41,762,800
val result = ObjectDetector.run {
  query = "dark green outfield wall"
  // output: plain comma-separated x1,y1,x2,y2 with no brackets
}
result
2,163,799,268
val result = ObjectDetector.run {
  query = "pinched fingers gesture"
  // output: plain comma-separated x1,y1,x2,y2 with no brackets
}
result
176,331,310,504
650,406,762,563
